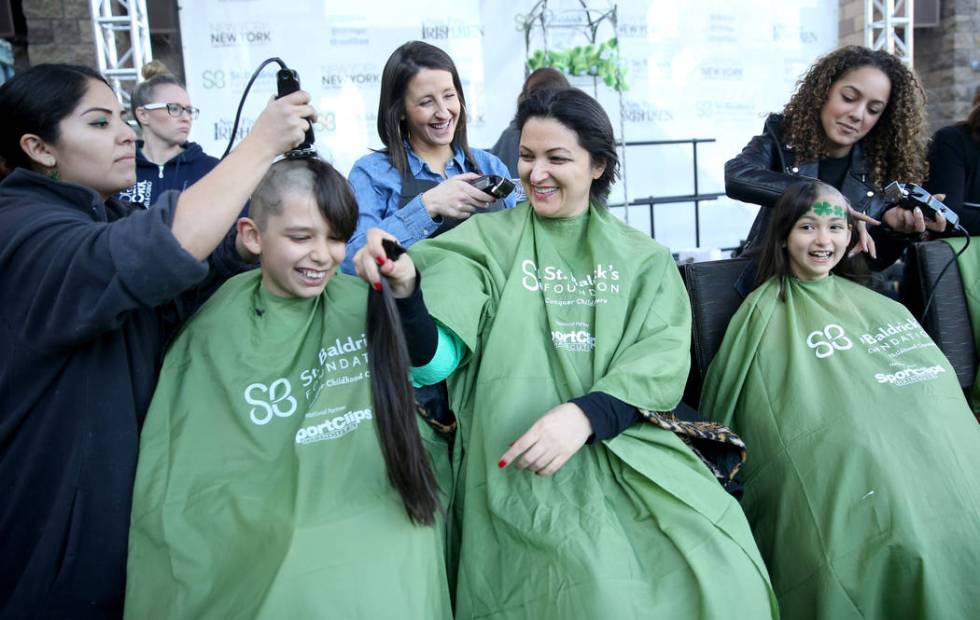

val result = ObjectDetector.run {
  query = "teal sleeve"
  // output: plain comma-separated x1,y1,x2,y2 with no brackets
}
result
410,323,465,388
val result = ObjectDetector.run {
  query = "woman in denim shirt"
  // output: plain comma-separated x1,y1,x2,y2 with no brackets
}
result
344,41,517,274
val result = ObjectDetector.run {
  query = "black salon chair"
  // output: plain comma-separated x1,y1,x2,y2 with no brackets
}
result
903,240,977,390
678,258,751,407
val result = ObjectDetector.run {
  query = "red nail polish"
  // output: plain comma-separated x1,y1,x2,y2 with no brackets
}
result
375,255,386,266
373,281,382,291
497,459,506,469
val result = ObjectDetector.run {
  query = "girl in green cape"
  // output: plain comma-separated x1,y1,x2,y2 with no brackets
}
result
701,179,980,618
354,88,777,619
125,158,453,619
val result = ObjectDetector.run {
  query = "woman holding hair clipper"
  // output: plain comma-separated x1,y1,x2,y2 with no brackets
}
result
0,63,314,617
344,40,518,273
726,45,945,294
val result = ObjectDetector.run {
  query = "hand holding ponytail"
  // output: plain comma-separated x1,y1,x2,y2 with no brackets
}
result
361,234,440,525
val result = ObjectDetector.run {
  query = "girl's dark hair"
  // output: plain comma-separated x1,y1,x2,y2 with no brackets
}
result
0,63,108,177
250,157,359,240
366,248,440,526
130,61,184,127
755,180,859,297
515,87,620,204
377,41,474,177
781,45,928,186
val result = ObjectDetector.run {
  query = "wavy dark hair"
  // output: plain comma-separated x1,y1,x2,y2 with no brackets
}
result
0,63,108,177
755,180,859,298
517,67,569,107
377,41,475,177
781,45,928,186
515,87,620,204
130,60,185,127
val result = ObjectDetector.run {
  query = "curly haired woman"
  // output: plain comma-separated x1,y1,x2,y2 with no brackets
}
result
726,45,945,295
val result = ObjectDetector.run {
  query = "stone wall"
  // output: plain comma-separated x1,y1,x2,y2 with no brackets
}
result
839,0,980,132
24,0,96,66
914,0,980,131
838,0,866,47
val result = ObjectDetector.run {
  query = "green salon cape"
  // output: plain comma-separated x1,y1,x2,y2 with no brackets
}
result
700,275,980,619
125,270,452,619
942,237,980,414
410,204,777,620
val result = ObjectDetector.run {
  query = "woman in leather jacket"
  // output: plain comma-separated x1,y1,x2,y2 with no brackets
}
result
726,46,945,293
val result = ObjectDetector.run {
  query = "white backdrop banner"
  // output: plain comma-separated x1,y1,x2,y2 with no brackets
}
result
178,0,838,251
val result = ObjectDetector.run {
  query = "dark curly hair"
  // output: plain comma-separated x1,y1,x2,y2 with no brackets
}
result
781,45,928,186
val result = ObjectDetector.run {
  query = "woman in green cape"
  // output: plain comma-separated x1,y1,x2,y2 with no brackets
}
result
700,180,980,618
354,88,777,619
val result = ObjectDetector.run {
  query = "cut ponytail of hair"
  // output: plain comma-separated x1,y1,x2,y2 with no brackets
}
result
366,250,440,526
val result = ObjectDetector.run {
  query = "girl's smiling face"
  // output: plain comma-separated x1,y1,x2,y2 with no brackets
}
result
786,192,852,281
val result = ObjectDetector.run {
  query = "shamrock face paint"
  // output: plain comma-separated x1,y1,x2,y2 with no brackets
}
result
811,201,846,218
787,194,852,281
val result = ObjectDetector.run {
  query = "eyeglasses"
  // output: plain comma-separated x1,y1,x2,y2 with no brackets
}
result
142,102,200,119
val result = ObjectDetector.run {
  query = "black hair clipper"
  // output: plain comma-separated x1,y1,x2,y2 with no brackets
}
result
469,175,515,199
276,68,316,158
381,239,407,261
883,181,959,229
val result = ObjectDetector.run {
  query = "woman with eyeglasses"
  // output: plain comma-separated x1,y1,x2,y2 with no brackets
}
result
118,61,219,208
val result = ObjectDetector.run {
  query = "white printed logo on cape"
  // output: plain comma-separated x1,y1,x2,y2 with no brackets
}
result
551,319,595,353
522,259,620,306
241,332,373,444
119,180,153,206
807,318,946,388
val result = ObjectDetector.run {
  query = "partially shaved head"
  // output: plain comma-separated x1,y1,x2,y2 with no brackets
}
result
250,157,358,240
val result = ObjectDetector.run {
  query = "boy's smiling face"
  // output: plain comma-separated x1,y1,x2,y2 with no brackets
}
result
241,191,347,298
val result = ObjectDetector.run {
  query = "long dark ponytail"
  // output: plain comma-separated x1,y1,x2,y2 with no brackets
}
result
366,241,440,525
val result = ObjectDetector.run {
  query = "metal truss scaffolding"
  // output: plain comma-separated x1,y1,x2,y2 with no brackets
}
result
90,0,153,105
864,0,914,66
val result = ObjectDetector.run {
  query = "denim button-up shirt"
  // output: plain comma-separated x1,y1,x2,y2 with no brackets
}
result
343,144,518,273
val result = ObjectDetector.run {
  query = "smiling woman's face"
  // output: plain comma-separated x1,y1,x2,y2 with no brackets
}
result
819,66,891,158
40,79,137,198
518,117,604,219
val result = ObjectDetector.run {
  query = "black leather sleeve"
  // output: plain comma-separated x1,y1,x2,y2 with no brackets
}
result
724,130,793,209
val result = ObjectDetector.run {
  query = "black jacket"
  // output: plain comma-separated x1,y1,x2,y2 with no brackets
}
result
726,114,913,274
117,141,219,208
925,123,980,235
0,169,248,618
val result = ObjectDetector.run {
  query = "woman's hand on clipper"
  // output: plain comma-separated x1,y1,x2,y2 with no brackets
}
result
498,403,593,476
882,200,948,235
353,228,417,297
847,207,879,259
240,90,317,159
421,173,495,220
